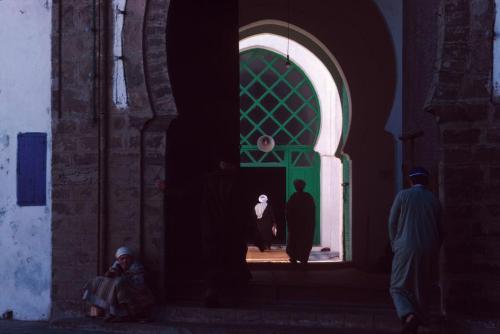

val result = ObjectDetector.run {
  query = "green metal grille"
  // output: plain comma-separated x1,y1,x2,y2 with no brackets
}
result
240,48,322,245
240,48,320,152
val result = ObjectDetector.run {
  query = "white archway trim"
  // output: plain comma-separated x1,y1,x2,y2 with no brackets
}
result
240,34,343,257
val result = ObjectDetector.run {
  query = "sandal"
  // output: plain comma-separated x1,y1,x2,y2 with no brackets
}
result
401,314,419,334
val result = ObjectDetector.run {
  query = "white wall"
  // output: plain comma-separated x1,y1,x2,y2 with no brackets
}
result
113,0,128,108
493,0,500,101
0,0,52,320
372,0,404,192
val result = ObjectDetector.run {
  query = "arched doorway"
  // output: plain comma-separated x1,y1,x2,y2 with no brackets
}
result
240,32,349,261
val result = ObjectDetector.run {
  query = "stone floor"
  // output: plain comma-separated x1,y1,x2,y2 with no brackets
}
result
3,299,443,334
2,304,498,334
0,319,408,334
246,246,340,263
3,267,497,334
0,320,110,334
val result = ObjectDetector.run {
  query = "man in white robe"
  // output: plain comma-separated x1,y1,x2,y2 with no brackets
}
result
389,167,443,333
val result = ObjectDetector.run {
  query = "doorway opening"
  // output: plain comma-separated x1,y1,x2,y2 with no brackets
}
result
240,167,286,244
239,30,350,263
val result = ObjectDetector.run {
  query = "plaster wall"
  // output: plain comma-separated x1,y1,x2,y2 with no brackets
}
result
112,0,127,108
0,0,52,320
372,0,404,192
495,0,500,101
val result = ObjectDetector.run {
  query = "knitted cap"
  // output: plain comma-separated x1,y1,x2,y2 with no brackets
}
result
115,246,133,259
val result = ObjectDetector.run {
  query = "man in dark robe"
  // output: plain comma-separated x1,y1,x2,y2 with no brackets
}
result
389,167,443,333
200,160,252,307
285,179,316,264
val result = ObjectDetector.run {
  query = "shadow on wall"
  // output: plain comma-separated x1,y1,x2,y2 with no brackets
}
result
165,0,240,284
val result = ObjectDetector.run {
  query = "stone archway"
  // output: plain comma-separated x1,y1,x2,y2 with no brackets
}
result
239,31,347,258
140,0,177,301
239,1,397,268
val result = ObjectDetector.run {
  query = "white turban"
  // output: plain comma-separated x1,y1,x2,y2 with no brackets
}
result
255,194,269,219
115,246,133,259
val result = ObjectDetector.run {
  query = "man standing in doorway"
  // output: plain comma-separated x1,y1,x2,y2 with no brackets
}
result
285,179,316,264
388,167,443,333
200,159,252,308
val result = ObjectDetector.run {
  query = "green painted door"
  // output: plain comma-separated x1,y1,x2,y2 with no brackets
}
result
240,48,321,244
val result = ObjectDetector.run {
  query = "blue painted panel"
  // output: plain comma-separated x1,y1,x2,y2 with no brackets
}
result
17,133,47,206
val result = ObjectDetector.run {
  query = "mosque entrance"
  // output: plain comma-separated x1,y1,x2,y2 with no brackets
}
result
237,28,352,262
239,47,322,256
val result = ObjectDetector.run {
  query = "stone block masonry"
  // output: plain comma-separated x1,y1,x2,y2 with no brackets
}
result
51,0,176,318
426,0,500,316
51,0,100,319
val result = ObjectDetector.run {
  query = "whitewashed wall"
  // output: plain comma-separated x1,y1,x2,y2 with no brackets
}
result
493,0,500,101
0,0,52,320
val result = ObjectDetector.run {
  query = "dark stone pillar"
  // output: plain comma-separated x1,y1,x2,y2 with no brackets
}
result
425,0,500,315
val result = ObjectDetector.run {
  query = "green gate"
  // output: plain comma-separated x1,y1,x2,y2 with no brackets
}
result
239,48,321,244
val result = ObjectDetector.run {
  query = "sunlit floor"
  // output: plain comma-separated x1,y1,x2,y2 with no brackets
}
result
246,245,341,263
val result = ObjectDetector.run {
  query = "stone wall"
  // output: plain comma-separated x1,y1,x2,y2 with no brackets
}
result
426,0,500,315
51,0,240,316
50,0,500,319
51,0,175,317
109,0,175,301
51,0,100,318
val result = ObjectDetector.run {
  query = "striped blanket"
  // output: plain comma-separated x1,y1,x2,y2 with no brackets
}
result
82,263,154,317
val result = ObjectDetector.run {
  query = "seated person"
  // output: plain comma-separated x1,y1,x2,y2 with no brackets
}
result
82,246,154,322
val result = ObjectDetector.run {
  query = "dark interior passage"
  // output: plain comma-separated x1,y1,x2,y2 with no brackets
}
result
239,167,286,244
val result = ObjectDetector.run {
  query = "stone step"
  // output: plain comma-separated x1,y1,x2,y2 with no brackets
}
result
50,319,421,334
54,268,443,333
52,303,443,334
158,268,442,333
168,282,392,306
167,268,396,305
50,322,426,334
152,304,442,333
21,315,500,334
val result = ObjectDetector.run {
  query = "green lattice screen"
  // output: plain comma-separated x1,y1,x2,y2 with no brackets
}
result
240,48,322,245
240,48,320,151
